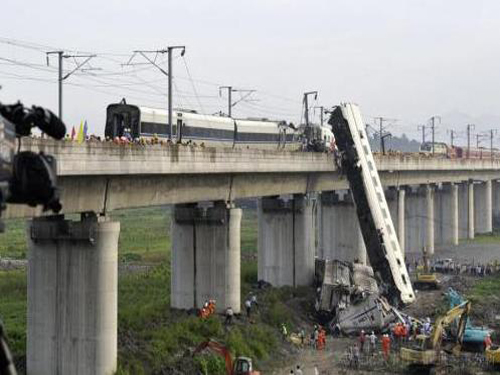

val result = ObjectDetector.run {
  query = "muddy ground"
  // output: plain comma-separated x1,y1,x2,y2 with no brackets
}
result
265,241,500,375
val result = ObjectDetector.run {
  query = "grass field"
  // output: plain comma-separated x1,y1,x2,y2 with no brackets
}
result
0,206,279,374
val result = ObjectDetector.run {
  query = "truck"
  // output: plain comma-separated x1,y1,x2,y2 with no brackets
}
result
327,104,415,306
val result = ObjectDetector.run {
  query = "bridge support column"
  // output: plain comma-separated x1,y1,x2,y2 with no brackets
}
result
492,180,500,228
171,202,241,313
434,183,459,247
405,187,425,254
458,182,469,239
258,194,315,287
317,191,366,264
425,185,435,255
27,214,119,375
468,181,475,239
474,180,492,234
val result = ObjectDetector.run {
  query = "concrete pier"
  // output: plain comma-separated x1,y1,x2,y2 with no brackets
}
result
405,187,425,254
258,195,315,287
434,183,459,246
317,191,366,265
27,214,119,375
474,180,493,234
493,180,500,228
458,182,469,239
171,202,241,313
468,181,475,239
426,185,435,255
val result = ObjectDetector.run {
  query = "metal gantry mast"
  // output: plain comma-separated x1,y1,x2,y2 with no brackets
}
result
127,46,185,140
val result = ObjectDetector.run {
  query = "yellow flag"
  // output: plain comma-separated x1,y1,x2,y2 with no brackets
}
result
76,121,84,143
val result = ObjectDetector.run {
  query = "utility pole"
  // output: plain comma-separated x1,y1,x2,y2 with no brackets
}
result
489,129,497,159
167,46,185,141
128,46,185,140
447,129,457,147
314,106,325,127
46,51,63,120
46,51,96,122
466,124,475,158
429,116,441,154
303,91,318,127
417,125,427,144
219,86,256,117
373,117,396,153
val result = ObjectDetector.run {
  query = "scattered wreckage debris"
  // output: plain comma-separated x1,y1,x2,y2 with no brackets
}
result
315,258,405,334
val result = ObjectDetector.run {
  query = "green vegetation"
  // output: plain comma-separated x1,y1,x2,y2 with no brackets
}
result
0,206,294,374
461,229,500,245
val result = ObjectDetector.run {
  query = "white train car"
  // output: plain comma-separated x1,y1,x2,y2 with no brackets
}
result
105,102,299,150
329,103,415,305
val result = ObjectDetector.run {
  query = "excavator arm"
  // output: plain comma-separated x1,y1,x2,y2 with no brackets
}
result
430,301,471,351
193,340,234,375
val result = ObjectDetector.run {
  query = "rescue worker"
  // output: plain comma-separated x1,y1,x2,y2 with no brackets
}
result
484,333,493,351
423,317,431,336
225,306,234,326
358,330,366,353
381,334,391,361
369,331,377,355
317,327,326,350
281,323,288,341
245,299,252,318
299,328,305,346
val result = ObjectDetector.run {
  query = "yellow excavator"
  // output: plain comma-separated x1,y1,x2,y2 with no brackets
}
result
414,247,440,290
401,301,470,372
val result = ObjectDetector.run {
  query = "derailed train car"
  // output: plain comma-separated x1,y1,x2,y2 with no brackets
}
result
315,259,397,334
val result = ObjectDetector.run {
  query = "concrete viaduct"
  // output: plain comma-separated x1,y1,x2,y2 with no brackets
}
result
12,139,500,374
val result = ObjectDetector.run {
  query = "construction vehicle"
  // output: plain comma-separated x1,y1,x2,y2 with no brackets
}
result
193,340,260,375
328,104,415,306
414,247,440,290
401,301,471,371
486,345,500,366
446,287,491,347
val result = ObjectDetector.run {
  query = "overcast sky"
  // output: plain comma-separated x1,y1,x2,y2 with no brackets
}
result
1,0,500,145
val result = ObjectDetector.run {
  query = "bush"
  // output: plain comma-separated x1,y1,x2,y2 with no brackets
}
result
194,354,226,375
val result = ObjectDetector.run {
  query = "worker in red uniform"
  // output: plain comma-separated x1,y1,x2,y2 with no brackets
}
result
358,330,366,354
381,334,391,361
484,333,493,351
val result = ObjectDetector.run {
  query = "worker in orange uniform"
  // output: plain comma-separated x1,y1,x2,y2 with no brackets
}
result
381,334,391,361
484,333,493,351
208,299,216,315
317,327,326,350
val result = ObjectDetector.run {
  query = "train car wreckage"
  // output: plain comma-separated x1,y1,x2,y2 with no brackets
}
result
315,104,415,334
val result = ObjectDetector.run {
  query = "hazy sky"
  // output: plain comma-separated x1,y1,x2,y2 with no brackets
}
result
1,0,500,145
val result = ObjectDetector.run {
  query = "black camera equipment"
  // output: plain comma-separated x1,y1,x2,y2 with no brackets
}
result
0,101,66,232
0,101,66,374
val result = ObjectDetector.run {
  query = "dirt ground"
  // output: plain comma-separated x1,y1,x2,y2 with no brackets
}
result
266,240,500,375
